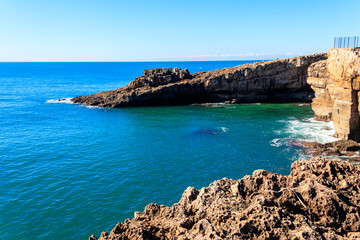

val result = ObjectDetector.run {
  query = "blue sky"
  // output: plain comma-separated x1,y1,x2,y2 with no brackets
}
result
0,0,359,61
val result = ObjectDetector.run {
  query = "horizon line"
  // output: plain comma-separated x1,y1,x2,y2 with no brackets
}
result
0,59,272,63
0,52,308,63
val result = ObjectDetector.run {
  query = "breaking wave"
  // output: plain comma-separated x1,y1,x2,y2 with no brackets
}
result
284,117,339,144
218,127,229,133
45,98,74,104
271,117,339,148
193,103,236,109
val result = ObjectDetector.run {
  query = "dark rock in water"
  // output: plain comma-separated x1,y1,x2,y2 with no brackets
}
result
300,139,360,158
194,128,224,135
328,140,360,152
72,53,327,107
89,157,360,240
343,151,357,157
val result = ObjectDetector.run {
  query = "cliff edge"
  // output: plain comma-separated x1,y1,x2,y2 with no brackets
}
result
73,49,360,141
72,53,326,107
89,157,360,240
308,48,360,141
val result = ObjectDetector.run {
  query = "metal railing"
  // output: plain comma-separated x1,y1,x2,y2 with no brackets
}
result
334,36,360,48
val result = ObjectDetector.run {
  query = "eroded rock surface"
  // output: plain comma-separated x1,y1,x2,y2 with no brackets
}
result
89,157,360,240
73,53,326,107
294,140,360,161
127,68,191,89
308,48,360,141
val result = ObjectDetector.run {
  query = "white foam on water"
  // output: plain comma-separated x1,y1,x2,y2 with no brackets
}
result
284,117,339,144
245,103,261,105
194,103,236,109
45,98,74,104
218,127,229,133
85,105,104,109
291,151,310,162
296,103,310,106
270,138,289,147
46,98,107,110
273,130,282,135
270,117,340,150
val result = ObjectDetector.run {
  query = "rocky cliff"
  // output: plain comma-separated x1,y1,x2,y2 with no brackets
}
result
72,53,326,107
89,157,360,240
72,49,360,140
307,48,360,141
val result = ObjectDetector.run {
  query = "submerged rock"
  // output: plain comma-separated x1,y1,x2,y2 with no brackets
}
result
89,157,360,239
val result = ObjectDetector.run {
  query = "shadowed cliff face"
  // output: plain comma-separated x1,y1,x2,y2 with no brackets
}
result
72,53,327,107
308,48,360,141
89,157,360,240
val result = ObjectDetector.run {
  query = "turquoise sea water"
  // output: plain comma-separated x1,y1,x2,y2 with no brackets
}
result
0,61,337,239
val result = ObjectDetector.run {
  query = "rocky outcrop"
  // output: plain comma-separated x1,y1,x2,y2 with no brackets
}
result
293,139,360,161
72,53,326,107
89,157,360,240
308,48,360,141
127,68,191,89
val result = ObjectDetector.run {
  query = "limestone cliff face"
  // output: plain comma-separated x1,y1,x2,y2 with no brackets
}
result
308,48,360,141
72,53,326,107
89,157,360,240
72,50,360,140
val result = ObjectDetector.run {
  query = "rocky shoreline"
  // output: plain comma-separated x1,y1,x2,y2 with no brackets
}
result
293,140,360,163
72,53,326,107
79,48,360,239
90,157,360,240
72,48,360,142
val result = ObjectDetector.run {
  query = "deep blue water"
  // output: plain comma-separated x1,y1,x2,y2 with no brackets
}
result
0,61,336,239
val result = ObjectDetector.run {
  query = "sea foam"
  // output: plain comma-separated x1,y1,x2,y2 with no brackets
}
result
284,117,339,144
271,117,339,148
45,98,74,104
193,103,236,109
218,127,229,133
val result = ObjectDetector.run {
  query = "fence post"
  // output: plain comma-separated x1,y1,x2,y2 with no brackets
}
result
334,36,359,48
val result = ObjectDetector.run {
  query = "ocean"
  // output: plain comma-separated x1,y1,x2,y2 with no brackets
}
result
0,61,338,239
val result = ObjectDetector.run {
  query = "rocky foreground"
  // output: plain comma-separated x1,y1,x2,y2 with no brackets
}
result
90,157,360,240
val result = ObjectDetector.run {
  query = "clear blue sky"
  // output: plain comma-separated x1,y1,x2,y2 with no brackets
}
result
0,0,359,61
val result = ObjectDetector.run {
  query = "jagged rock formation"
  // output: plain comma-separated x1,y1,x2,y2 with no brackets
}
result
72,53,326,107
127,68,191,89
89,157,360,240
292,139,360,161
308,48,360,141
